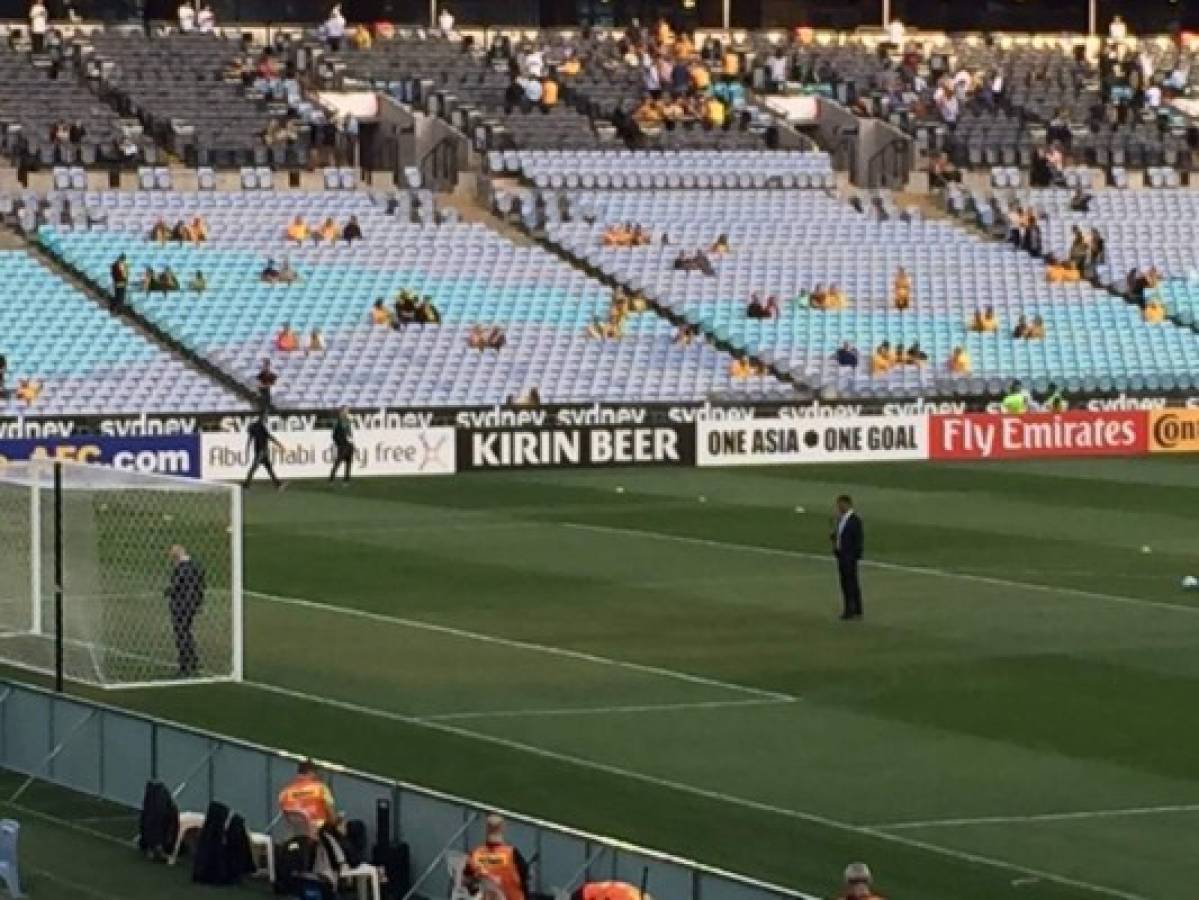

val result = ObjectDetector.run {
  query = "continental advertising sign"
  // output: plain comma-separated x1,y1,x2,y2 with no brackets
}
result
1150,410,1199,453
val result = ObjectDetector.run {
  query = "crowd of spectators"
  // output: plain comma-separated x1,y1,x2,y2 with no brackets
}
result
285,214,364,245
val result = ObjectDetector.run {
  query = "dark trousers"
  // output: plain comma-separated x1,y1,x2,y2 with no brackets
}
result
329,444,353,481
31,32,44,53
170,600,199,675
112,284,126,309
244,448,280,487
837,556,863,618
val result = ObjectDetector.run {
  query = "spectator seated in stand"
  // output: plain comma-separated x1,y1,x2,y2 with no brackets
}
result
832,341,859,368
672,249,715,277
277,258,299,284
602,223,650,248
274,323,299,352
1026,315,1046,340
1070,188,1092,214
1012,315,1030,339
745,293,779,319
370,298,392,326
342,215,363,243
824,284,847,310
415,296,441,324
1046,255,1081,283
190,216,209,243
672,323,698,346
393,291,418,327
1143,296,1166,324
709,233,730,255
949,345,972,374
317,217,339,243
468,325,506,350
139,265,155,291
153,266,180,292
307,328,326,352
285,215,310,243
149,217,170,243
15,378,42,406
870,341,896,375
892,267,912,310
187,270,207,293
968,306,998,332
728,356,764,379
170,219,193,243
900,342,928,365
260,258,282,283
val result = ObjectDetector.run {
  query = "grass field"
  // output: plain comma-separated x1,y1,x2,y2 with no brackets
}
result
8,458,1199,900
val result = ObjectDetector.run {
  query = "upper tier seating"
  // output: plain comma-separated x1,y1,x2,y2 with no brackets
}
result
545,175,1199,398
0,250,244,416
0,44,154,167
82,32,312,168
40,191,793,408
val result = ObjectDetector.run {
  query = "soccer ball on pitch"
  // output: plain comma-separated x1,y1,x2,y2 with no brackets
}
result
1182,576,1199,591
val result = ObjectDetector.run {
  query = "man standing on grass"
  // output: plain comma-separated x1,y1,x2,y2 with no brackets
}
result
329,406,354,484
165,544,204,677
831,494,864,620
244,416,286,490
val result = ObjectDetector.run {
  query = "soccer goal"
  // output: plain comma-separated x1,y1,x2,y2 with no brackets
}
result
0,461,242,689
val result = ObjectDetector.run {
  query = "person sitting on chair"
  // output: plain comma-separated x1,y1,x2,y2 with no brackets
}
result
278,760,353,878
466,814,530,900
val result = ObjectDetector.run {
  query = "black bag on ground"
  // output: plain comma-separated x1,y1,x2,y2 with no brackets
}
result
296,872,337,900
372,798,411,898
137,780,179,861
344,819,368,868
274,835,316,895
192,801,256,885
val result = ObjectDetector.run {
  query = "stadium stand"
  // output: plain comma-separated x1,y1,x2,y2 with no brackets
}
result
0,248,246,415
545,172,1199,397
38,190,794,407
83,31,315,168
0,43,155,167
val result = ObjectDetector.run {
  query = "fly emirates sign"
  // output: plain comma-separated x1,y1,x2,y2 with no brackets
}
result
930,411,1148,460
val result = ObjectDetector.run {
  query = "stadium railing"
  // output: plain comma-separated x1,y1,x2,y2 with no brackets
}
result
0,679,819,900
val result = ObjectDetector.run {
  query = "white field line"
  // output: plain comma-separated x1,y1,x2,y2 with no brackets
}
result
424,697,795,722
870,803,1199,831
559,522,1198,618
247,590,795,703
244,679,1148,900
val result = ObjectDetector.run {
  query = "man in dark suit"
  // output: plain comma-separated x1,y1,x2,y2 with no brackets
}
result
831,494,864,620
165,544,205,676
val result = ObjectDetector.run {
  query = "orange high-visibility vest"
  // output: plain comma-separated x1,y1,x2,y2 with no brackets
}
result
277,774,335,828
578,882,645,900
468,843,525,900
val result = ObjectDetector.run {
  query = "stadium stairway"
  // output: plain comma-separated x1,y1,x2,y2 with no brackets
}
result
16,223,259,410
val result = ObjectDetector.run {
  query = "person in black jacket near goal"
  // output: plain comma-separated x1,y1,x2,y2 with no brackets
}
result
166,544,205,677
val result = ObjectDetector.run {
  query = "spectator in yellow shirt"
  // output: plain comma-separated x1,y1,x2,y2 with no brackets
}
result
892,267,912,310
949,346,972,374
968,306,997,332
541,76,559,108
370,298,392,326
1026,314,1046,339
15,378,41,405
1143,297,1166,323
870,341,895,375
690,63,711,91
705,96,725,127
285,216,309,243
317,217,339,243
189,215,209,244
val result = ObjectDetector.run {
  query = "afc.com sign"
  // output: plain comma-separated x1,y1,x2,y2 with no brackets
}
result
0,436,200,476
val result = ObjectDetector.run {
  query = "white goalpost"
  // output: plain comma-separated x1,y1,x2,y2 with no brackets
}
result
0,460,242,690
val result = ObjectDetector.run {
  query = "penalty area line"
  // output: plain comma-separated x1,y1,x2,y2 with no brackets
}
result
247,589,794,703
423,696,796,722
868,802,1199,831
244,679,1147,900
559,522,1196,618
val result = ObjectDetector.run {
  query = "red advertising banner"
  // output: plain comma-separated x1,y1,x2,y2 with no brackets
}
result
930,411,1149,461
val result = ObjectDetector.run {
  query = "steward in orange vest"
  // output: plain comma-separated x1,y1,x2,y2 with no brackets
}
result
466,814,529,900
571,881,651,900
278,759,339,830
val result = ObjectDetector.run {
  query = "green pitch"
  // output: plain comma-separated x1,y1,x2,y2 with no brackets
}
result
13,457,1199,900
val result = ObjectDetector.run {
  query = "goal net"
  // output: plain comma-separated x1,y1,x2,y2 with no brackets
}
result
0,461,242,689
